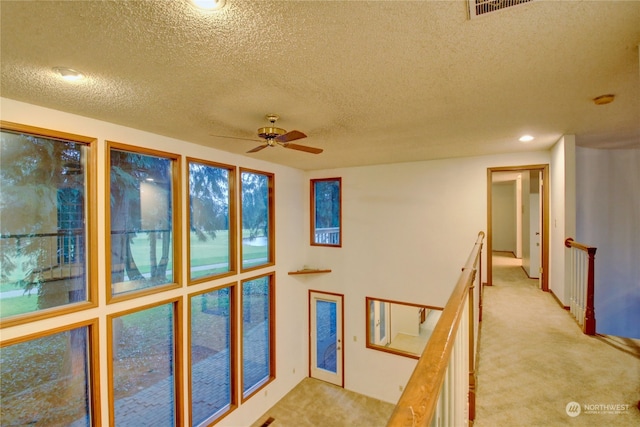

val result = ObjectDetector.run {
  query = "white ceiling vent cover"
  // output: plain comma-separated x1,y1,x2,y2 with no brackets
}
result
468,0,535,19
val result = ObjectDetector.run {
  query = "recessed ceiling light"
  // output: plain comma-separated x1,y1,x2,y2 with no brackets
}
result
188,0,226,11
53,67,84,82
519,135,534,143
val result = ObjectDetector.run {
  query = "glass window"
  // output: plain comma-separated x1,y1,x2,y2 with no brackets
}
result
188,159,235,282
0,124,95,323
190,285,236,425
311,178,341,246
240,169,274,271
110,301,180,427
241,273,274,400
108,143,180,300
0,321,97,426
366,297,443,359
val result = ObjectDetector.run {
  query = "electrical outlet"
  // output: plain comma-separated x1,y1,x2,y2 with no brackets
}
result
353,336,357,342
293,368,296,374
399,385,404,392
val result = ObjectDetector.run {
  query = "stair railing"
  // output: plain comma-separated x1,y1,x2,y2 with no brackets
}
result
387,231,484,427
564,237,596,335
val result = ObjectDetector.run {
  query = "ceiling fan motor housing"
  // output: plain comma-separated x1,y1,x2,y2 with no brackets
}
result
257,126,286,140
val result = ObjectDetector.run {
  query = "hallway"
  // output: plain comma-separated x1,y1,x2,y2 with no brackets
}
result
475,252,640,426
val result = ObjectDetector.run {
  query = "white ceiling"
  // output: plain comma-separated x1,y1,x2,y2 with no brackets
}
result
1,0,639,171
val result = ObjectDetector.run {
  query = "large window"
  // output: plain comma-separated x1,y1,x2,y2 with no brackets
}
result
240,169,274,271
0,320,99,426
109,300,182,426
189,284,236,425
187,159,235,283
311,177,342,247
241,273,275,400
107,142,181,301
0,122,96,325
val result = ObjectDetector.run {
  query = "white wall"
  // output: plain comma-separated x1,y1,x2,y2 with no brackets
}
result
304,149,552,403
549,135,576,305
576,147,640,339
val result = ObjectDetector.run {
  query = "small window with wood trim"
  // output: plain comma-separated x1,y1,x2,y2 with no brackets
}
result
311,178,341,247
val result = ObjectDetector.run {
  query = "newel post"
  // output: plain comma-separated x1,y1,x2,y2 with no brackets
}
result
584,247,597,335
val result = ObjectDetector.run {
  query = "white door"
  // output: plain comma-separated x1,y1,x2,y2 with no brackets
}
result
310,291,343,386
369,300,391,346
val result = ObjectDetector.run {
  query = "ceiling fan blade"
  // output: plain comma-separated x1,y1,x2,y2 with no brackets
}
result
247,144,268,153
283,143,323,154
275,130,307,143
211,134,260,142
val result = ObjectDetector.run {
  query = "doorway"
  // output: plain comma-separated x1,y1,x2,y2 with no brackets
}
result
309,290,344,386
487,165,549,291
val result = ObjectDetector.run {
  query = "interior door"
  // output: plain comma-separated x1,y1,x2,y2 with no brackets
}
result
369,300,391,346
309,291,343,386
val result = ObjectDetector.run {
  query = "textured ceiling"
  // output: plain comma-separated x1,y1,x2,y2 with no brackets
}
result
1,0,639,170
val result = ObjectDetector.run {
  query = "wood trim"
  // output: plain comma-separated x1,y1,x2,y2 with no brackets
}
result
240,272,276,403
549,288,569,310
388,232,484,426
0,122,99,329
239,168,276,272
487,165,549,292
185,157,237,285
186,282,238,426
310,177,342,247
105,140,183,305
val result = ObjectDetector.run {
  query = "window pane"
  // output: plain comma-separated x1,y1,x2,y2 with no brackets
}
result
111,303,176,426
1,129,89,318
240,170,273,270
312,178,341,246
315,299,337,373
190,287,234,425
110,148,174,296
242,275,272,397
1,326,92,426
188,161,233,281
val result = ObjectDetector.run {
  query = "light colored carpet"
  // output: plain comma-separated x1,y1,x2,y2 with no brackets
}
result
475,252,640,426
250,378,394,427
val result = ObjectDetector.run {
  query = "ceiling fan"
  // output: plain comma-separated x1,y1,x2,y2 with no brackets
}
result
213,114,323,154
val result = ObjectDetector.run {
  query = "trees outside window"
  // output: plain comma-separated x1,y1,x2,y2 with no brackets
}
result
0,123,96,323
188,159,235,282
311,177,341,246
107,142,181,300
240,169,274,271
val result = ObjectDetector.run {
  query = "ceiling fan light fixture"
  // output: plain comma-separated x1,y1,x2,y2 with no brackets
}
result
188,0,226,11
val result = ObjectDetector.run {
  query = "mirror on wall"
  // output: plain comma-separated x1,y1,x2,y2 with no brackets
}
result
366,297,442,359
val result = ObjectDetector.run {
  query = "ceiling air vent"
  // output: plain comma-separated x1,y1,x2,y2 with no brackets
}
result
468,0,534,19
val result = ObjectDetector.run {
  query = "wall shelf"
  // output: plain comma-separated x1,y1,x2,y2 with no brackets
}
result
288,268,332,275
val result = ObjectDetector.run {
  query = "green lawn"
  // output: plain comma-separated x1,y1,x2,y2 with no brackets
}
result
1,229,271,318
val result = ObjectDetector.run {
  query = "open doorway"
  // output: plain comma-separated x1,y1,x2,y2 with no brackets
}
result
487,165,549,291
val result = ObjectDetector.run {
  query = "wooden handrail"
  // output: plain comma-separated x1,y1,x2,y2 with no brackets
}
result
388,232,484,426
565,238,597,335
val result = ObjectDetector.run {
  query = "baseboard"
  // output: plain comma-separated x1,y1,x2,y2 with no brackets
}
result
549,289,569,310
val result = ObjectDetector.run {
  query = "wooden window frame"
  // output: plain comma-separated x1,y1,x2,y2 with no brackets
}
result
188,282,238,426
186,158,237,284
107,297,184,427
239,168,275,272
240,272,276,402
0,121,98,328
105,141,182,304
0,318,101,425
310,177,342,247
